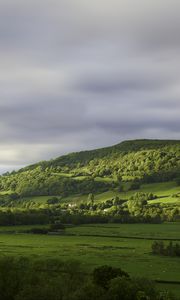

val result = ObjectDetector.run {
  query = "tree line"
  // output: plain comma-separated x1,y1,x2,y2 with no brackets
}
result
152,241,180,257
0,256,177,300
0,142,179,198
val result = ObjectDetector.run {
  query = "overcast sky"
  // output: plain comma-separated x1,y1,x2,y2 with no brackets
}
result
0,0,180,173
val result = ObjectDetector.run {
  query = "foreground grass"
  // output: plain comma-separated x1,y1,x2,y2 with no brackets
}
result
66,222,180,240
0,232,179,281
0,222,179,296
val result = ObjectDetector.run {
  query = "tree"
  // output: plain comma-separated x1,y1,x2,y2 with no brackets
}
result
88,193,95,205
47,197,59,205
113,196,120,206
175,177,180,186
93,265,129,289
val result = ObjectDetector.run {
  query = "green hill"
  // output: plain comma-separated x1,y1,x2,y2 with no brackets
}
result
0,139,179,197
18,139,180,171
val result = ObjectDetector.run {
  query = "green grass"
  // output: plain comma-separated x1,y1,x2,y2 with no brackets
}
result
0,222,179,296
0,190,13,195
52,173,115,182
72,175,89,180
66,222,180,240
0,181,179,215
59,181,180,205
94,176,115,183
0,230,179,281
141,181,179,195
0,224,49,232
52,172,73,177
1,181,179,207
149,197,180,205
11,181,178,209
25,195,55,204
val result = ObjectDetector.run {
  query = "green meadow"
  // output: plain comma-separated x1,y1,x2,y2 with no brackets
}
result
0,180,179,217
8,180,178,207
0,222,180,296
0,182,179,296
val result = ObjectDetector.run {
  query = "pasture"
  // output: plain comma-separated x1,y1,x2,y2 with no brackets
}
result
11,180,179,207
0,222,180,296
0,181,179,212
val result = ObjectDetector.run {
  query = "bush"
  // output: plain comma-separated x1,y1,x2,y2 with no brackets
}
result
152,241,180,257
0,257,177,300
50,223,65,231
129,182,141,190
93,265,129,289
47,197,60,205
175,177,180,186
28,227,48,234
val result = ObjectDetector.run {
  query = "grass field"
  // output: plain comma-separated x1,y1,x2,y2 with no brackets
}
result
61,181,180,204
1,181,179,207
0,181,179,296
0,190,12,195
17,181,179,207
0,222,179,296
66,222,180,240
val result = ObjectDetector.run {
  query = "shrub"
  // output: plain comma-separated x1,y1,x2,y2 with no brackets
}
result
28,227,48,234
93,265,129,289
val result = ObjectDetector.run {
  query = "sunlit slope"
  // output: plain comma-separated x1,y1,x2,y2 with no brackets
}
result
2,181,177,209
0,139,179,198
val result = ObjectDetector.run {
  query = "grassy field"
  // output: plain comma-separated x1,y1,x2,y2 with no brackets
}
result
61,181,180,204
0,181,179,296
0,222,179,296
0,190,12,195
17,181,179,206
1,181,179,207
66,222,180,240
0,224,49,232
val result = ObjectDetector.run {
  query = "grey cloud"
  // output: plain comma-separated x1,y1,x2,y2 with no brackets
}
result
0,0,180,172
75,73,173,94
0,98,89,143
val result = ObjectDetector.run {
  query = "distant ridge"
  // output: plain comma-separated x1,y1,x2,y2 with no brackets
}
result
1,139,179,198
18,139,180,173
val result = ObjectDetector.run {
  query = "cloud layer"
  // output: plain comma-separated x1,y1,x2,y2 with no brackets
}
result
0,0,180,172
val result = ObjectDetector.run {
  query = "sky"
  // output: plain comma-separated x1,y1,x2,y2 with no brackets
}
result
0,0,180,173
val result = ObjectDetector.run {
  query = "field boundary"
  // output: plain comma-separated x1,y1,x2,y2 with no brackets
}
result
66,233,180,241
155,280,180,285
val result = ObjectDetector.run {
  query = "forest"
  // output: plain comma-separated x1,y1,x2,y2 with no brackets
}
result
0,139,180,197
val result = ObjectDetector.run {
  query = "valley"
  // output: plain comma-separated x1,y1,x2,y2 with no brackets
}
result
0,139,179,299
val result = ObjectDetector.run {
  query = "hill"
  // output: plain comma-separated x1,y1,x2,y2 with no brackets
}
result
18,139,180,172
0,139,179,197
0,139,179,225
